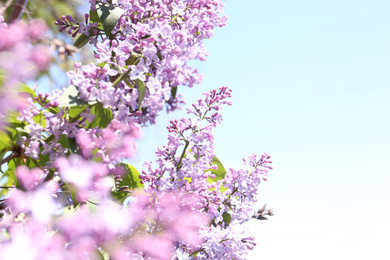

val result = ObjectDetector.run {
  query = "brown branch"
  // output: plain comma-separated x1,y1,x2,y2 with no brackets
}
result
0,0,14,16
7,0,28,24
253,204,274,220
0,151,18,167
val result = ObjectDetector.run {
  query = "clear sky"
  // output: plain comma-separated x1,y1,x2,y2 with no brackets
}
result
133,0,390,259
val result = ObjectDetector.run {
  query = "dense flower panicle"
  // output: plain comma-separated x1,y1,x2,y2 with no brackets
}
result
224,153,272,223
140,87,272,258
0,84,272,259
62,0,227,124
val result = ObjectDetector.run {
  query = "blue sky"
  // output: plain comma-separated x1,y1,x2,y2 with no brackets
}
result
134,0,390,259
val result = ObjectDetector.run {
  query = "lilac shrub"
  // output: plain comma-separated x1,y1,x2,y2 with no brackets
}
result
57,0,227,124
0,1,273,259
141,87,272,259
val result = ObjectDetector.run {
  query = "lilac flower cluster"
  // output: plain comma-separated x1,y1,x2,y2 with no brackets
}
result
64,0,227,124
55,14,99,37
140,87,273,258
12,0,228,175
1,176,207,259
1,84,272,259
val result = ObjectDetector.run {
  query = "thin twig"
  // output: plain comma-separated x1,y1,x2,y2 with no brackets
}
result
252,204,274,220
0,151,18,167
0,0,14,16
0,186,16,189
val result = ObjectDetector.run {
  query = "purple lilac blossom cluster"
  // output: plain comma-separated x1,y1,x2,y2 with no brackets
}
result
12,0,228,176
64,0,227,124
1,86,272,259
17,0,229,177
141,87,272,259
2,0,228,192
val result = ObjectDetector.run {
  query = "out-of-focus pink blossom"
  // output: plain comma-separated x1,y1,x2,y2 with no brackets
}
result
16,166,43,190
0,18,49,129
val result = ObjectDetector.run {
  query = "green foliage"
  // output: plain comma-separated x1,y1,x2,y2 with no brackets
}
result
171,86,177,99
87,102,113,129
63,183,79,208
2,112,29,144
207,156,227,182
95,3,124,37
33,113,46,128
68,137,80,154
97,249,110,260
0,69,5,87
206,156,228,193
59,85,92,107
0,158,17,198
89,9,101,24
18,84,37,99
56,135,80,155
222,212,232,225
0,131,12,152
69,105,89,117
111,163,144,203
73,33,91,49
57,134,79,155
96,2,125,38
134,79,146,110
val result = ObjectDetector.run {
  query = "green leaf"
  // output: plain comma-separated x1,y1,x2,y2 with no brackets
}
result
0,172,14,198
0,131,12,151
38,151,49,167
0,69,5,87
32,113,46,128
112,163,143,203
171,86,177,99
117,163,144,189
96,62,107,68
88,103,113,128
112,67,132,87
222,212,232,225
96,2,125,38
3,127,18,141
4,159,17,187
111,190,128,203
18,84,37,99
96,249,110,260
4,112,24,128
58,85,90,107
58,134,69,148
89,9,101,24
125,52,141,65
15,125,31,134
208,156,227,182
68,137,79,154
46,107,60,114
69,185,79,208
61,182,80,208
69,105,89,118
134,79,145,110
206,156,228,193
125,56,137,66
61,204,79,217
73,33,91,49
